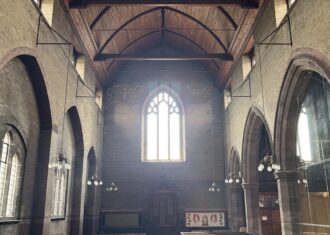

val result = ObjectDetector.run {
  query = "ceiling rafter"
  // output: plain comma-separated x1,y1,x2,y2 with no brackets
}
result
97,53,232,61
97,6,229,56
106,29,221,72
69,0,259,8
90,6,111,29
217,6,237,30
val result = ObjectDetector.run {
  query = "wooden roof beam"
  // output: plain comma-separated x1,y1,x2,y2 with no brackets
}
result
95,53,233,61
70,0,259,9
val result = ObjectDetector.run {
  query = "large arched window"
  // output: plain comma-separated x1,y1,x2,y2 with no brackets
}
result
142,87,185,162
0,127,25,219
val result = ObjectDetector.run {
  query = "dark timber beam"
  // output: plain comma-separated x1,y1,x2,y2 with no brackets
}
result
70,0,259,9
95,53,233,61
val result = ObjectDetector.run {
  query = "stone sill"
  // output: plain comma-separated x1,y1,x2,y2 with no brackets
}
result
51,217,66,221
0,219,21,225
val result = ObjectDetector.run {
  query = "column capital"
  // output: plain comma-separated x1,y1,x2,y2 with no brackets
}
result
274,170,299,180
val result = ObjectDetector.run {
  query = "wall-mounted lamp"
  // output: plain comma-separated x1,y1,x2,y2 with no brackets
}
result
87,175,103,186
106,182,118,192
208,182,220,192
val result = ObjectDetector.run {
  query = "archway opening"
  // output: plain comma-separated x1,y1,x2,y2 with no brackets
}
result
83,147,97,235
258,126,281,235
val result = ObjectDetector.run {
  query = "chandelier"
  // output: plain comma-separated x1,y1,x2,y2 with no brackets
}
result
48,153,71,170
257,154,281,172
208,182,220,192
225,172,241,184
106,182,118,191
258,129,280,172
87,175,103,186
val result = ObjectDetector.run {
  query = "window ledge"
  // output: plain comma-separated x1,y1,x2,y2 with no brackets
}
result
141,160,186,163
0,219,21,225
51,217,66,221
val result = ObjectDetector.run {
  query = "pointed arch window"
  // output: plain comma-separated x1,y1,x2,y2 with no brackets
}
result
0,133,10,214
143,88,185,162
0,128,25,219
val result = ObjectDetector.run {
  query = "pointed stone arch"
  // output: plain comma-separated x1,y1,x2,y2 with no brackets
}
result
241,106,273,235
274,48,330,235
66,106,85,235
0,48,53,234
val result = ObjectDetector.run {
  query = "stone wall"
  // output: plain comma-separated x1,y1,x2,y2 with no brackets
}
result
224,0,330,234
102,52,226,229
0,0,103,234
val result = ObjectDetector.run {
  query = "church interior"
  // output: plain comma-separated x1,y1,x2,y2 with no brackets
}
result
0,0,330,234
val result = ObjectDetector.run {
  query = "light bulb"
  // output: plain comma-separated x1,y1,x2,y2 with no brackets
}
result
99,181,103,185
267,166,272,172
258,164,264,171
297,179,301,184
109,187,113,191
212,188,215,192
235,178,240,183
225,179,228,184
272,164,280,171
87,180,92,185
94,181,99,186
217,188,220,192
114,187,118,191
229,178,233,184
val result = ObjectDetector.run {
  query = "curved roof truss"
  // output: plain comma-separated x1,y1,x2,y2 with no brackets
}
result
107,28,220,71
97,6,229,55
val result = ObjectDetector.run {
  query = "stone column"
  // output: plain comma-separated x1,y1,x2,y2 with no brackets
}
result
274,171,301,235
242,183,261,235
230,185,245,232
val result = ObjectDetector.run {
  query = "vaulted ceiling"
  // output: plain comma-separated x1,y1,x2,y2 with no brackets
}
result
66,0,263,88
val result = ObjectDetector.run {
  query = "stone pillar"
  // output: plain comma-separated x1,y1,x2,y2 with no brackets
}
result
230,185,245,232
274,171,301,235
242,183,261,235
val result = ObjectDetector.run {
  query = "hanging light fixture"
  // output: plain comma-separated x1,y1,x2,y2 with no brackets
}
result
49,47,72,176
257,128,280,172
48,153,71,170
87,175,103,186
208,182,220,192
225,171,242,184
258,154,281,172
106,182,118,191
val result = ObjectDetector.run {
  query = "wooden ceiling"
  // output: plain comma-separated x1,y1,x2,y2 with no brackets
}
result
66,0,263,88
